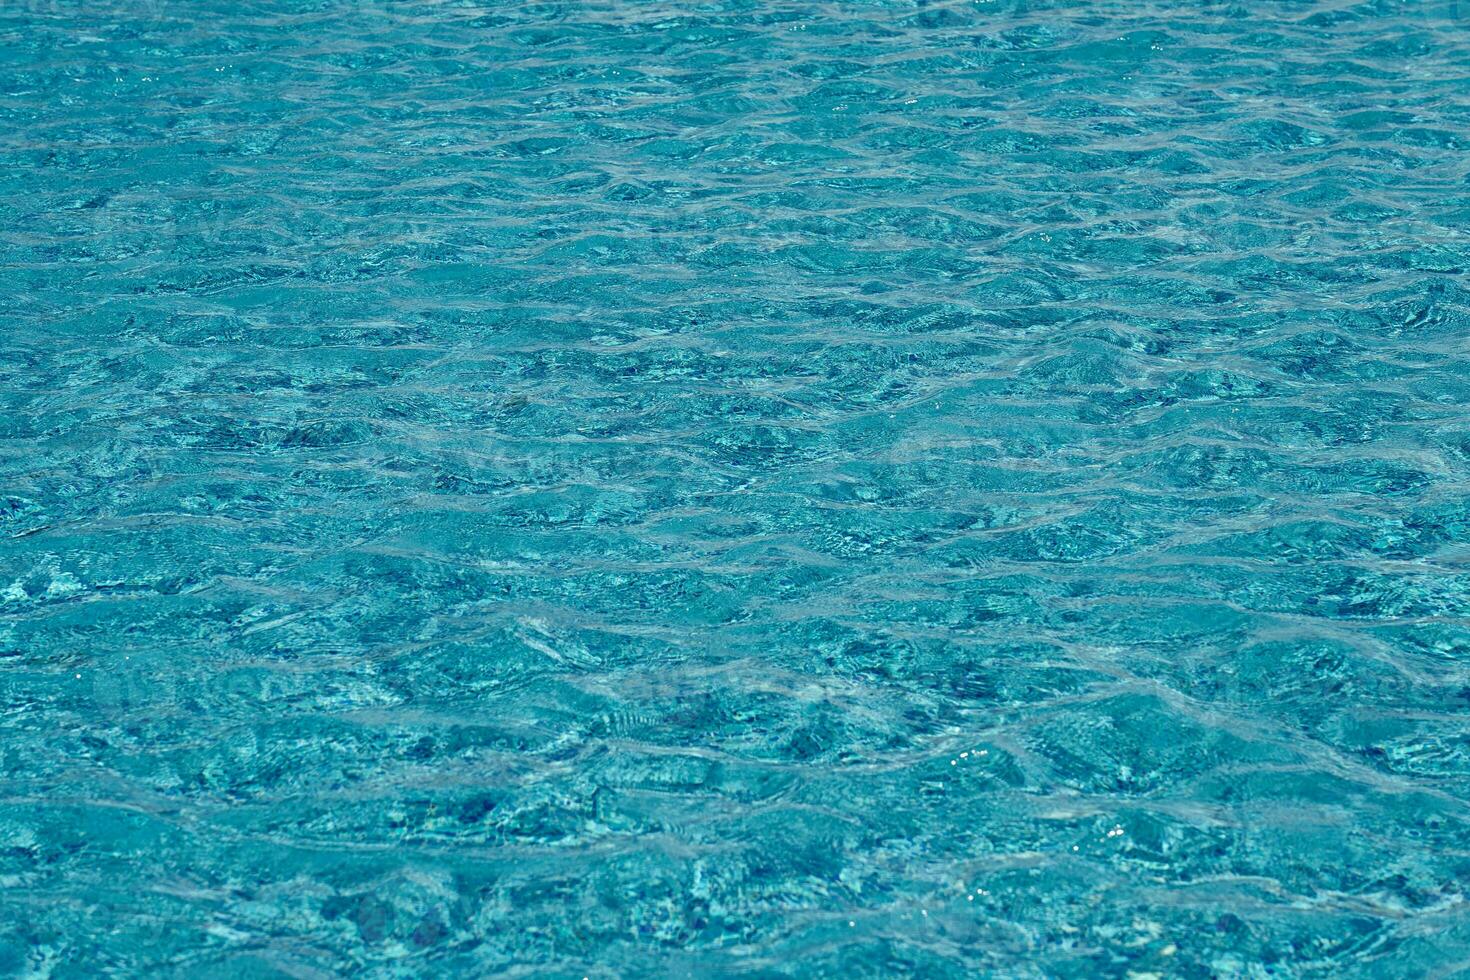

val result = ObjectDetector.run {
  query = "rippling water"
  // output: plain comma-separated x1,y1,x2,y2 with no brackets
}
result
4,0,1470,975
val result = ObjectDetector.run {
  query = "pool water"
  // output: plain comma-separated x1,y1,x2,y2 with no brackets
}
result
4,0,1470,975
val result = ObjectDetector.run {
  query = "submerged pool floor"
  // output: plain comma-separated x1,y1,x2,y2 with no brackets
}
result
3,0,1470,975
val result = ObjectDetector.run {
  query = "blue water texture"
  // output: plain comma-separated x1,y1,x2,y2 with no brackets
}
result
4,0,1470,975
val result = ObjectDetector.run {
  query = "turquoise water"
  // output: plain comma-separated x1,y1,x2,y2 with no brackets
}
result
4,0,1470,975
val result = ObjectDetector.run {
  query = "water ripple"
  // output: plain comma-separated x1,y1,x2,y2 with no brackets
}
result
4,0,1470,975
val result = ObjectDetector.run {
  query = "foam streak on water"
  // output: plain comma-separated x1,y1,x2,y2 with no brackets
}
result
3,0,1470,975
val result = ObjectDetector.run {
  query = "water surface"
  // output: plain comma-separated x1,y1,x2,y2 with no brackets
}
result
3,0,1470,975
